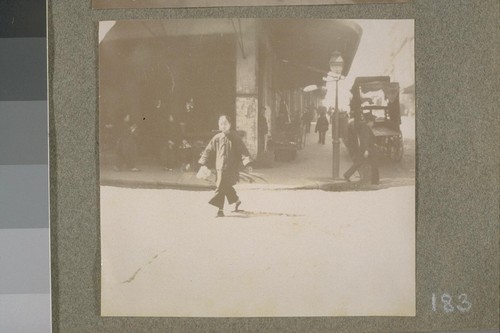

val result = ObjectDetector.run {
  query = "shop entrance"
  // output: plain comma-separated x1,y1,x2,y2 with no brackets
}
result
99,32,236,164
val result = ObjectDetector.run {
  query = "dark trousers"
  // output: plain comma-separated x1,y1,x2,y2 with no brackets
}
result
318,131,326,144
344,155,379,184
305,122,311,133
208,170,239,209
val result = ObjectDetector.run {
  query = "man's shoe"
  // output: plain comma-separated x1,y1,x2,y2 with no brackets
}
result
233,201,242,212
216,210,225,218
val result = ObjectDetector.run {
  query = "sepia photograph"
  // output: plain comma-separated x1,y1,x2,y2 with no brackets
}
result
98,18,415,317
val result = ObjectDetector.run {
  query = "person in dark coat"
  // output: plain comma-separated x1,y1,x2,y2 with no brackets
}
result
198,115,252,217
179,97,196,134
343,113,379,184
161,114,182,171
114,114,140,172
302,106,314,133
276,102,290,133
315,111,329,145
345,118,360,161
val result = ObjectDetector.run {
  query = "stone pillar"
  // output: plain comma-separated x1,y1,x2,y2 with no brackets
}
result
235,20,258,158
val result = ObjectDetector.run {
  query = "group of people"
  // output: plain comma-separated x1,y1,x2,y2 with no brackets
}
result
296,104,330,145
113,96,207,173
114,102,380,218
112,111,253,218
197,111,380,218
160,114,201,172
113,112,199,173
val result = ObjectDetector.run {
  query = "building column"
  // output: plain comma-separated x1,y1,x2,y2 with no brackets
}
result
235,20,258,158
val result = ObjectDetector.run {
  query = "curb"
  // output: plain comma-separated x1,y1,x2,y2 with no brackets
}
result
100,177,415,192
100,179,215,191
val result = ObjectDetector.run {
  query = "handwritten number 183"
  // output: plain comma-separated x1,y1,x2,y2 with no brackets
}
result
432,293,472,313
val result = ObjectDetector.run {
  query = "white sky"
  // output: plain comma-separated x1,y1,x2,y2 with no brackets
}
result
328,20,414,110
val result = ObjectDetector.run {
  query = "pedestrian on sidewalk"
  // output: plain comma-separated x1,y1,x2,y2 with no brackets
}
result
161,114,181,171
302,106,314,133
276,101,291,132
198,115,253,217
343,113,379,185
315,109,329,145
179,139,194,172
114,114,140,172
345,117,360,161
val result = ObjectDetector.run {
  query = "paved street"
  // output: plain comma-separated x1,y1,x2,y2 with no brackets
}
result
101,185,415,317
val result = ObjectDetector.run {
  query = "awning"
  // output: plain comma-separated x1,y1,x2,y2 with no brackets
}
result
261,19,363,89
100,19,363,91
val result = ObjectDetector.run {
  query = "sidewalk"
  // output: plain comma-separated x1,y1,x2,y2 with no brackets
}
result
100,126,415,191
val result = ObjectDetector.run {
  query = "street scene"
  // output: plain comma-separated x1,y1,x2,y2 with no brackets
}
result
99,19,415,316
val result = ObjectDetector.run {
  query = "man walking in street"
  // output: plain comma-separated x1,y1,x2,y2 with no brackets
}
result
343,113,379,185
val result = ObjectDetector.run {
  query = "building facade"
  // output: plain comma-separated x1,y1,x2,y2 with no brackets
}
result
99,19,362,160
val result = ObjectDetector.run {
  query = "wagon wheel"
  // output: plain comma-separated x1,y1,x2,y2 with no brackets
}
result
390,134,404,162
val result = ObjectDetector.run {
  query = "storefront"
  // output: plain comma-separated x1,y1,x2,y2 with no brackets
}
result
99,19,362,162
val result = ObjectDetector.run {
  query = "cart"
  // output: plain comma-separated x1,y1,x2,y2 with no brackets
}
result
271,123,301,162
343,76,404,162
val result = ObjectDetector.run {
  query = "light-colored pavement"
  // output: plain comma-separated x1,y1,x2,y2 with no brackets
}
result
100,116,415,190
101,185,415,317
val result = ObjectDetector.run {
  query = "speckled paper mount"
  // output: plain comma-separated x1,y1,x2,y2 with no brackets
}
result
49,0,499,332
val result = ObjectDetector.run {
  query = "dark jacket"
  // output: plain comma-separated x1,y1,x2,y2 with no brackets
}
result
198,131,251,185
315,115,329,133
357,121,377,156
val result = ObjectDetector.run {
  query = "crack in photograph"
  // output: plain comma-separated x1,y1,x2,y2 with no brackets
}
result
99,18,415,317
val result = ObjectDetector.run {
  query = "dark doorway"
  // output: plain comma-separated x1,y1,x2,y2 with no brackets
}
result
99,32,236,162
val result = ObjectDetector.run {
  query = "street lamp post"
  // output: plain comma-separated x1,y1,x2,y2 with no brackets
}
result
332,77,341,179
327,51,344,179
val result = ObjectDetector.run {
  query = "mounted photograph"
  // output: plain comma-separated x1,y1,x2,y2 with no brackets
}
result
98,18,415,317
